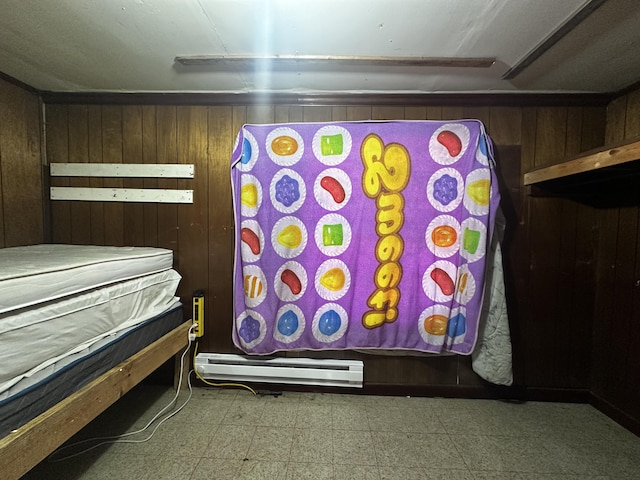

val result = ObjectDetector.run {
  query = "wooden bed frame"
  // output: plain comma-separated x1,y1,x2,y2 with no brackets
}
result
0,320,191,480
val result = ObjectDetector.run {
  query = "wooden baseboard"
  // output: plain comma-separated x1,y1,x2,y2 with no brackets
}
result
589,392,640,437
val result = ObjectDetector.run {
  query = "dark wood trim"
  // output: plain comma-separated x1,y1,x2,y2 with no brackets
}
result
0,71,38,95
195,379,589,403
590,392,640,437
503,0,608,80
613,78,640,99
39,91,613,107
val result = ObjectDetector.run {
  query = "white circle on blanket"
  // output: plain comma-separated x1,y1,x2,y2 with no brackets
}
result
270,168,306,214
236,130,259,172
463,169,492,216
236,309,266,349
427,168,463,213
273,304,305,344
314,168,352,211
459,217,486,263
312,303,348,343
274,261,308,302
418,304,450,347
314,213,351,256
266,127,304,166
429,123,470,165
423,260,457,303
454,264,476,305
240,219,264,263
313,125,352,165
242,265,267,308
444,305,467,348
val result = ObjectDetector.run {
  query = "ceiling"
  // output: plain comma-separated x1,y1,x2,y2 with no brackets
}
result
1,0,640,95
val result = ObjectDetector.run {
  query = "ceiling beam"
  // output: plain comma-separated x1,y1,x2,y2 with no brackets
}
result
174,54,496,69
503,0,608,80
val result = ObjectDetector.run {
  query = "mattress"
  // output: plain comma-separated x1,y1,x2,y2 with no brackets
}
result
0,244,174,314
0,304,184,438
0,269,181,395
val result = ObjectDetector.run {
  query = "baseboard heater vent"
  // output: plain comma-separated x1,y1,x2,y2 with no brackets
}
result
195,353,363,388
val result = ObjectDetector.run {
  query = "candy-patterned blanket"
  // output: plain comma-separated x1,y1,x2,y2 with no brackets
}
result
231,120,500,355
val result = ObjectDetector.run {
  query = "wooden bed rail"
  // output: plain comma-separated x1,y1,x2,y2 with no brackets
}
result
0,320,191,480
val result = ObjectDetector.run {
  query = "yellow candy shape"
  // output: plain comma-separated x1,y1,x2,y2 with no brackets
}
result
277,225,302,248
424,314,448,335
241,183,258,208
320,268,345,291
272,136,298,156
467,179,490,206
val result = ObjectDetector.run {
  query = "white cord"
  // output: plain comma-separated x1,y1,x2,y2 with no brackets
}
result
49,324,196,462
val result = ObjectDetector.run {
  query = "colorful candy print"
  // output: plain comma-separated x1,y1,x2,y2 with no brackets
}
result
280,268,302,295
424,314,448,335
463,227,481,254
467,179,490,206
433,174,458,206
320,176,346,203
275,174,301,207
271,135,299,156
277,310,299,336
430,267,454,296
318,309,342,336
322,223,343,246
241,227,260,255
320,134,344,156
239,315,261,343
319,267,345,291
437,130,462,157
432,225,457,248
277,224,302,249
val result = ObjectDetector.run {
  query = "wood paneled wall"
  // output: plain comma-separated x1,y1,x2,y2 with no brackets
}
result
0,78,44,247
591,87,640,427
43,100,608,396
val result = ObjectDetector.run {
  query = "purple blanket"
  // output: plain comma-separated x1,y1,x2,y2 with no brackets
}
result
231,120,500,355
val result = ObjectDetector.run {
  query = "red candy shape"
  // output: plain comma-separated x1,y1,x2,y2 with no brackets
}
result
431,267,454,296
437,130,462,157
320,176,346,203
281,269,302,295
241,227,260,255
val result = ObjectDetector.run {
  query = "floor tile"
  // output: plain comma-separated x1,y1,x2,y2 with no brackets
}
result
189,457,244,480
332,404,371,430
295,403,334,429
238,459,288,479
333,463,381,479
204,424,256,459
333,429,377,466
285,462,334,479
246,426,295,462
290,427,334,463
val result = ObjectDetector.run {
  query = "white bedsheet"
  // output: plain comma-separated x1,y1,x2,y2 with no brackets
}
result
0,244,174,314
0,269,181,394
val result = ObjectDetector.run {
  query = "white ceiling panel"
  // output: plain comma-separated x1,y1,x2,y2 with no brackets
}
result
0,0,638,94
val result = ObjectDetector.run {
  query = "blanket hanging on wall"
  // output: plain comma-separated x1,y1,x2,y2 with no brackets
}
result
231,120,500,355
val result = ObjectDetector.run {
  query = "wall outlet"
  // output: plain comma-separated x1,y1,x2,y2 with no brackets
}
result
193,290,204,338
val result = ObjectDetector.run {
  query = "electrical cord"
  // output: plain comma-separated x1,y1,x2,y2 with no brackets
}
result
49,324,197,462
192,341,257,396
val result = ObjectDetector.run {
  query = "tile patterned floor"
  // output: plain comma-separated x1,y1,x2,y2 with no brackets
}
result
24,384,640,479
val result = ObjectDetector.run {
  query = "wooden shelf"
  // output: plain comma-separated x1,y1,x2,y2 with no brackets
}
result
524,138,640,186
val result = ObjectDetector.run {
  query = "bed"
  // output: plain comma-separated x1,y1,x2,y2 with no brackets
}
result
0,244,189,480
230,120,513,385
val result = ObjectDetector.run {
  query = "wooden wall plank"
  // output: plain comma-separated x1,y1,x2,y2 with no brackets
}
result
87,106,105,245
142,105,159,247
346,106,372,121
207,106,235,353
101,106,124,246
46,104,71,244
302,106,333,122
624,89,640,139
0,83,43,247
155,106,179,256
122,105,145,246
176,106,209,313
488,107,522,145
67,105,92,245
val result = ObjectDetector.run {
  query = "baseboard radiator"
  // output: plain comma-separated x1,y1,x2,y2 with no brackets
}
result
195,353,364,388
